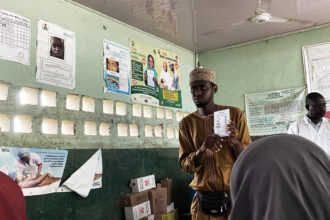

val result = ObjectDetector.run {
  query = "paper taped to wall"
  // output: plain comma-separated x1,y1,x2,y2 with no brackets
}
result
58,149,102,197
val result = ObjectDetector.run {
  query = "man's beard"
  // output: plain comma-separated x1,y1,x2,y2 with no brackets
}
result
308,112,325,120
195,102,208,108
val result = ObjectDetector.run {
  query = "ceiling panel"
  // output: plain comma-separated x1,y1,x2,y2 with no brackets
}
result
72,0,330,52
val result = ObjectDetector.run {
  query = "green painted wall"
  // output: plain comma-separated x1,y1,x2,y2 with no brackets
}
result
0,0,196,149
199,26,330,111
25,148,192,220
0,0,195,219
0,0,195,111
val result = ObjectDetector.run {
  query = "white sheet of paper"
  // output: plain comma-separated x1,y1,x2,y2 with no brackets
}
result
61,149,102,197
36,20,75,89
0,9,30,65
214,109,230,137
147,69,155,87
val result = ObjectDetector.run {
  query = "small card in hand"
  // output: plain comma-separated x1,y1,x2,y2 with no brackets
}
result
214,109,230,137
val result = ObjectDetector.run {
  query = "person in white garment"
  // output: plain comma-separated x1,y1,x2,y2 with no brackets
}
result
15,149,49,188
288,92,330,155
169,62,179,91
159,61,172,89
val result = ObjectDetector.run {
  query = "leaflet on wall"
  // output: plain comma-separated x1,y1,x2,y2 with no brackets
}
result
103,40,130,95
36,20,75,89
302,43,330,118
245,87,306,136
130,39,182,108
156,48,182,108
0,146,68,196
58,149,102,197
0,9,30,65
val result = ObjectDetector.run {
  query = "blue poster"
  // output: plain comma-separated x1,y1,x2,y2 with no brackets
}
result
0,146,68,196
103,40,130,95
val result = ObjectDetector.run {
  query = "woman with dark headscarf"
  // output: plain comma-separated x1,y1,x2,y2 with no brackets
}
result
230,134,330,220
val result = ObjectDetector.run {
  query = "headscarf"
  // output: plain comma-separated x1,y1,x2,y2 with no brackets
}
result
17,149,30,158
0,171,26,220
189,67,216,85
230,134,330,220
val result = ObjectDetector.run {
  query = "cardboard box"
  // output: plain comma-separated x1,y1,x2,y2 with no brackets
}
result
119,191,149,207
124,201,151,220
160,178,173,205
141,214,154,220
166,202,174,213
148,184,167,220
161,209,179,220
130,174,156,193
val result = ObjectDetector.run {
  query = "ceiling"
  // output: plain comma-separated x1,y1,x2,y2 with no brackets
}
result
72,0,330,53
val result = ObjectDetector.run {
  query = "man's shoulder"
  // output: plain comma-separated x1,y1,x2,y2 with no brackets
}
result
323,117,330,125
181,111,198,123
290,117,305,127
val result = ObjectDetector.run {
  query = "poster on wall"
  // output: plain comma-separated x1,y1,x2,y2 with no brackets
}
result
130,38,160,106
156,48,182,108
0,146,68,196
36,20,76,89
129,38,182,108
302,43,330,118
245,87,306,136
0,9,31,65
103,40,130,95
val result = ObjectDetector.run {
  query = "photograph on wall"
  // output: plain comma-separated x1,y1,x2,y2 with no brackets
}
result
36,20,76,89
155,48,182,108
103,40,130,95
0,9,31,65
0,146,68,196
302,43,330,118
245,87,306,136
130,38,160,106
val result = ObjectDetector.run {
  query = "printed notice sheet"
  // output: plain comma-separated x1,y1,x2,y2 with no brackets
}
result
0,146,68,196
245,87,306,136
36,20,75,89
214,109,230,137
103,40,130,95
302,43,330,118
0,9,30,65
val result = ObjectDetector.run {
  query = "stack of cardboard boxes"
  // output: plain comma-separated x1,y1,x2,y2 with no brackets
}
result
119,175,178,220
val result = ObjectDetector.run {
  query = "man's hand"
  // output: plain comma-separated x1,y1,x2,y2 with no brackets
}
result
220,120,240,145
194,134,222,166
203,134,222,152
221,120,243,157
